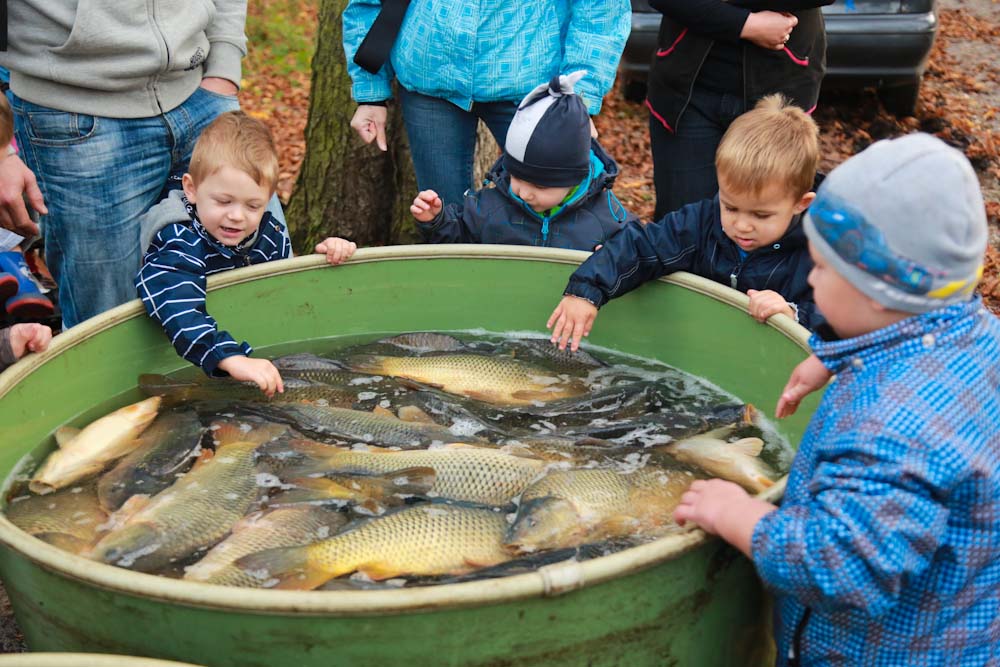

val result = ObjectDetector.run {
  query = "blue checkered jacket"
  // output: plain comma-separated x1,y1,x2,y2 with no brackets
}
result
752,298,1000,666
134,193,292,376
342,0,631,115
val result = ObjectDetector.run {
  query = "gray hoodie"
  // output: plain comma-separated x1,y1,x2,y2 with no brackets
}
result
0,0,247,118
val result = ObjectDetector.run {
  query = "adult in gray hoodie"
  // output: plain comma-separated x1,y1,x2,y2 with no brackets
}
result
0,0,255,328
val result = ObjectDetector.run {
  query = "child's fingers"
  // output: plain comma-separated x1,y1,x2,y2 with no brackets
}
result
570,320,587,352
29,326,52,352
546,305,563,330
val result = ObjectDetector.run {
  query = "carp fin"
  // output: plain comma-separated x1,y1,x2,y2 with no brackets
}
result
396,405,435,424
356,561,402,581
53,426,81,448
729,437,765,457
372,405,395,418
236,545,333,591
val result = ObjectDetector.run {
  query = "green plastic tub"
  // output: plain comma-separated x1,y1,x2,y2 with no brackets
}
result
0,654,202,667
0,246,819,666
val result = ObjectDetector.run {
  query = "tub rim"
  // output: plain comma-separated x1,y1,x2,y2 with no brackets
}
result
0,653,203,666
0,245,804,616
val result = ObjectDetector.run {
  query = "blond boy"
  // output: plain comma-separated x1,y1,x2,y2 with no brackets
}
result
135,111,356,395
547,94,822,351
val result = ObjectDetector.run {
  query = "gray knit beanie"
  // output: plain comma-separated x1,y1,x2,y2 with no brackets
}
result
804,133,987,313
503,71,591,188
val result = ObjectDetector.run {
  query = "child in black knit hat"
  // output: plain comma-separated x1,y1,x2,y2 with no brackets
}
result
410,71,638,251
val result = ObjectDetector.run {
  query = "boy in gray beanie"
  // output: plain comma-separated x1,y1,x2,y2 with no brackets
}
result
674,133,1000,666
410,71,637,250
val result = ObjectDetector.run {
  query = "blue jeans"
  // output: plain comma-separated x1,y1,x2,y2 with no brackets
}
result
649,86,746,220
398,88,518,208
11,87,241,328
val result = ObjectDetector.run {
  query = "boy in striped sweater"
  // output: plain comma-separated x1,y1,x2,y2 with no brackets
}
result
135,111,355,396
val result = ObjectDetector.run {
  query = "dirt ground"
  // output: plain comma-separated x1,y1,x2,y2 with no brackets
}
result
1,1,998,655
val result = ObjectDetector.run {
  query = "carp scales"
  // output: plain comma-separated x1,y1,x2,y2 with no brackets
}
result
278,440,548,506
659,426,776,493
247,403,480,447
5,483,109,554
139,373,359,408
345,353,589,406
505,468,695,553
507,337,607,373
97,409,206,511
88,420,286,572
271,354,396,388
183,505,349,587
30,396,162,495
236,503,512,589
375,332,467,353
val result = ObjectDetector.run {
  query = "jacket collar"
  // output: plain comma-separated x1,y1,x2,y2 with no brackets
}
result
810,297,988,375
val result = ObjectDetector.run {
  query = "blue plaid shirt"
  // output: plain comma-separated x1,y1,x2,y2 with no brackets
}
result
752,298,1000,666
342,0,630,115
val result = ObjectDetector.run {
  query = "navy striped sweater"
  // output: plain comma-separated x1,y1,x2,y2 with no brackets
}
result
135,195,291,376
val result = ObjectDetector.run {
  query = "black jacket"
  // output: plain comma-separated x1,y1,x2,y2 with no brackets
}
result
564,194,824,330
646,0,833,132
417,140,637,251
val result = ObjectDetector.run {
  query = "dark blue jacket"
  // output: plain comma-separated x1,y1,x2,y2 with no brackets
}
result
134,191,292,376
564,194,824,329
416,140,638,251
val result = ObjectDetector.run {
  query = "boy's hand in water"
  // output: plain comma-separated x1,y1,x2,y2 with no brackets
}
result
217,356,284,397
747,289,794,323
776,353,832,418
547,295,598,351
411,190,443,223
674,479,776,559
315,237,357,265
8,323,52,360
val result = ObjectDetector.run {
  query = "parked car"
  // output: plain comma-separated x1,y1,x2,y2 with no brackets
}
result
620,0,938,116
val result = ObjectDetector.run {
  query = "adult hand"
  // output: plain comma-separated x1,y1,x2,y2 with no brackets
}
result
740,11,798,51
547,295,598,352
775,353,832,418
351,105,388,151
410,190,443,222
199,77,239,97
8,323,53,360
217,356,284,397
315,237,357,265
0,154,46,237
747,289,795,323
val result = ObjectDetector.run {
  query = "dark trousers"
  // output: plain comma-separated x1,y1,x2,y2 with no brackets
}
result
649,86,746,220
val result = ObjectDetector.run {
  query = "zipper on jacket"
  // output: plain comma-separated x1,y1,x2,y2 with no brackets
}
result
541,216,551,245
672,44,713,132
787,608,812,666
729,257,746,289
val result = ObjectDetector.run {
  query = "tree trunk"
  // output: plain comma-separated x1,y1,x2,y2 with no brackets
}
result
286,0,415,251
287,0,500,251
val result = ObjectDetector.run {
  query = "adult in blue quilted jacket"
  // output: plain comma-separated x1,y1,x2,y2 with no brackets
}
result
343,0,631,208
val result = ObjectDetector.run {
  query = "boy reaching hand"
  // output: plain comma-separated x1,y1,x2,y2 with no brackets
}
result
676,134,1000,666
135,112,356,396
547,94,823,351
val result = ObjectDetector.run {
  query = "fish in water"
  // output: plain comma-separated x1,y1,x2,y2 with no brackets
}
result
88,420,286,572
509,337,607,373
658,426,776,493
247,403,478,447
504,468,694,554
5,483,109,554
30,396,162,495
376,332,468,353
269,467,437,514
96,409,206,511
344,353,589,406
277,440,548,507
183,505,349,587
139,373,359,408
236,503,512,589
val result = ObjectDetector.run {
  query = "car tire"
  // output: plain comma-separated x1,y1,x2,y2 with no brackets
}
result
878,81,921,117
623,79,647,104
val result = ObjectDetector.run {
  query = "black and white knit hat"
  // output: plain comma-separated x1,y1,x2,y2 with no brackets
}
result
503,70,591,188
